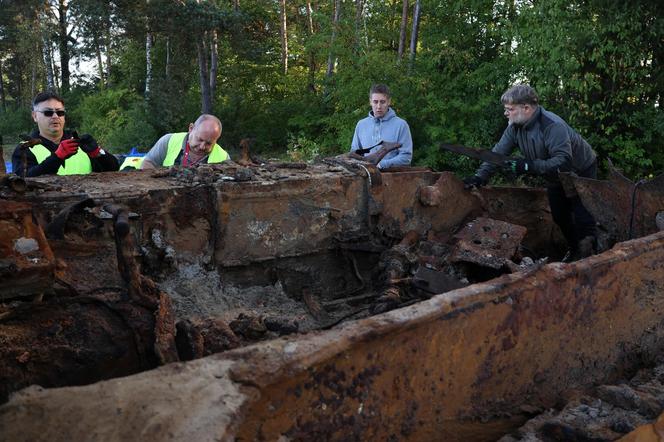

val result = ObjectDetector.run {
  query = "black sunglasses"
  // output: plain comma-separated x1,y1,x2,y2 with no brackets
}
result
36,109,66,117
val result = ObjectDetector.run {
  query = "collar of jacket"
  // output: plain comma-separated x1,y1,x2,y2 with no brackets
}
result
369,107,396,123
520,105,542,130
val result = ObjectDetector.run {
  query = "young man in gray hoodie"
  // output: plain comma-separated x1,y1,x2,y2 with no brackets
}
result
350,84,413,169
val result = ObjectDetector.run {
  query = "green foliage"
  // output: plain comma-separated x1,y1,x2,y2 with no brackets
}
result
0,107,33,139
0,0,662,180
73,89,157,152
286,132,323,162
515,0,664,178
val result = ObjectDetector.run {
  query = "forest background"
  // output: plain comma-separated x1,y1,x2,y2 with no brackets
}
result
0,0,663,180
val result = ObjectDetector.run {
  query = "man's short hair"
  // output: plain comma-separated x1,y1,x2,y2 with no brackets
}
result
194,114,222,132
32,90,64,109
369,84,391,99
501,84,539,106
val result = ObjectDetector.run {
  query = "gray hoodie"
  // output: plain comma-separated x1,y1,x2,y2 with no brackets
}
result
351,108,413,169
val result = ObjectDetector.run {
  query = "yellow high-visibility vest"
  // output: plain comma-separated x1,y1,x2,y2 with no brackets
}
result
29,144,92,175
119,156,144,170
163,132,229,166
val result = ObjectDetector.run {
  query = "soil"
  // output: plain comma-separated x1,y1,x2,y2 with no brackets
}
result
157,263,354,333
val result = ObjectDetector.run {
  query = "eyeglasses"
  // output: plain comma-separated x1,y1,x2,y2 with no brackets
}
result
504,104,527,113
35,109,66,117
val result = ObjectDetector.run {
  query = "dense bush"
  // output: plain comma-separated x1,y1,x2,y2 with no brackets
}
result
0,107,32,142
72,89,158,153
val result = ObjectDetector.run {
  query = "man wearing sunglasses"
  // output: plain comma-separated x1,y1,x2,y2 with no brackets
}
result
463,84,598,262
11,91,119,177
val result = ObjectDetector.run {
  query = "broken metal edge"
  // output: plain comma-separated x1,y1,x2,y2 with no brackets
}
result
2,231,664,441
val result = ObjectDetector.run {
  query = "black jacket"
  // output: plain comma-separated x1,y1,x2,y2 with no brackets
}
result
477,106,596,183
11,130,119,177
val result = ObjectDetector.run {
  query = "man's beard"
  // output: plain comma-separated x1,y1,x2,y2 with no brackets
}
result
509,114,528,126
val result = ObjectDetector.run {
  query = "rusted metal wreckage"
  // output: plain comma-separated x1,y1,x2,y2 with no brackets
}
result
0,158,663,441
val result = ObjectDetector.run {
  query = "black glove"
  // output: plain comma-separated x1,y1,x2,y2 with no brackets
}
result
78,134,98,153
503,159,532,175
462,175,487,189
78,134,102,157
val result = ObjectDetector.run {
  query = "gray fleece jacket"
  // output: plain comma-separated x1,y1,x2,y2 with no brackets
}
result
477,106,596,183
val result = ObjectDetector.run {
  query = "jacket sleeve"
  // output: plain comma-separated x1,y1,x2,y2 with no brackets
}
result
11,144,63,177
476,126,517,181
531,123,573,175
91,151,120,172
377,121,413,169
350,122,362,152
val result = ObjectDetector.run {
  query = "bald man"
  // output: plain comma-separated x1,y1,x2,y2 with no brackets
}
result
140,114,229,169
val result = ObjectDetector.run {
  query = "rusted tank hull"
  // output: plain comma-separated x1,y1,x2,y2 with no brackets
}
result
234,232,664,441
0,295,163,403
0,200,55,300
1,164,662,440
2,231,664,441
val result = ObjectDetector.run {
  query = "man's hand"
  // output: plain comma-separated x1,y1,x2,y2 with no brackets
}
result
462,175,487,189
503,159,531,175
55,138,79,160
78,134,102,158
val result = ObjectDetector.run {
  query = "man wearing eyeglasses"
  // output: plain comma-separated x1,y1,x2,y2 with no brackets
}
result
11,91,119,177
463,84,598,261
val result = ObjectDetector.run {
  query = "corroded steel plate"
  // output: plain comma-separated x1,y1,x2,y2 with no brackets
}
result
450,217,527,269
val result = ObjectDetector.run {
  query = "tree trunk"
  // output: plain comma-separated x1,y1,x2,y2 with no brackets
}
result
306,0,316,91
233,0,239,12
57,0,70,93
145,32,152,99
506,0,516,21
326,0,341,78
165,37,171,79
398,0,409,59
51,43,60,91
279,0,288,74
355,0,364,52
31,45,37,98
197,35,212,114
408,0,421,71
209,31,218,101
94,34,105,88
104,24,112,86
0,60,6,112
39,8,55,90
17,76,22,108
42,35,56,91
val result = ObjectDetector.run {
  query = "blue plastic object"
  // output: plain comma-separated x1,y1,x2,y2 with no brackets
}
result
128,147,146,157
5,161,11,173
